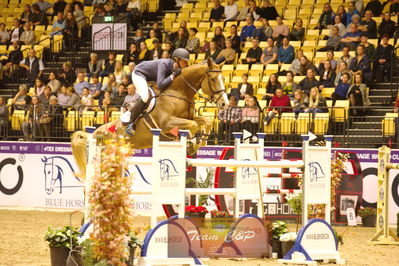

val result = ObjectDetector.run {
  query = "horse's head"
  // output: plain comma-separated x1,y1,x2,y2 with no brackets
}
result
201,57,229,109
42,156,56,194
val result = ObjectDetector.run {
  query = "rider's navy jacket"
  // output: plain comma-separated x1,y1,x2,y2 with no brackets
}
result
133,59,175,90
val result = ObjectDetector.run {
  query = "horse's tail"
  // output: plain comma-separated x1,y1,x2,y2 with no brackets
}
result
71,130,88,180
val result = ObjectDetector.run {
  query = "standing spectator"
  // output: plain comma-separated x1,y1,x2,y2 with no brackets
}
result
235,73,254,99
19,49,44,87
332,72,351,105
39,86,52,105
228,25,241,53
240,16,256,43
224,0,238,21
124,43,139,64
34,78,46,97
378,12,396,39
87,52,102,78
51,12,66,36
20,4,33,25
242,39,262,66
319,26,341,51
241,96,260,135
73,2,87,28
260,0,279,21
299,69,320,95
20,23,35,45
374,35,394,82
305,87,326,114
47,71,61,94
349,44,372,85
34,0,52,12
21,96,45,140
335,61,351,86
81,87,94,111
133,29,145,44
31,4,48,26
57,86,70,106
358,10,377,39
217,39,236,64
74,72,90,96
212,27,226,49
340,23,361,50
293,89,309,115
359,34,375,61
149,39,163,60
277,37,294,65
186,28,200,54
253,18,273,41
126,0,141,30
333,5,347,27
123,84,140,106
100,51,116,78
11,85,31,110
205,41,221,60
114,61,127,84
172,27,188,49
65,87,81,109
264,88,291,125
1,42,23,80
338,46,353,65
0,24,10,44
248,0,261,21
317,3,334,30
64,12,78,50
88,74,102,98
282,71,298,97
290,18,305,42
236,0,250,21
364,0,383,16
59,61,76,86
145,29,157,50
331,16,346,37
147,22,162,42
210,0,224,22
53,0,67,16
0,97,8,138
272,16,289,46
217,95,242,143
9,19,24,43
138,42,150,62
262,73,281,103
346,2,360,26
347,73,367,115
319,61,336,88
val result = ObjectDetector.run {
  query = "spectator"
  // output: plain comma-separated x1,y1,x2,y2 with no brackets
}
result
162,50,170,59
242,39,262,66
51,12,66,36
163,41,174,55
332,72,351,105
288,50,303,75
346,2,360,26
124,43,139,64
88,74,102,98
319,61,336,88
349,44,372,85
0,97,8,138
168,20,188,43
272,16,289,46
253,18,273,41
114,61,127,84
103,3,117,16
241,96,260,135
290,18,305,42
9,19,24,43
278,37,295,65
394,92,399,113
358,10,377,39
126,62,135,77
365,0,382,16
234,73,254,100
65,87,81,109
299,69,320,95
21,96,45,140
63,3,73,17
335,61,351,86
317,3,334,30
81,87,94,111
359,34,375,61
120,74,131,88
264,87,291,125
1,42,23,80
378,12,396,39
47,95,64,134
237,0,250,21
260,0,279,21
347,73,367,115
145,29,157,50
299,55,316,76
39,86,52,105
305,87,326,114
210,0,224,22
293,89,309,114
318,50,337,72
123,84,140,106
240,16,256,43
31,4,48,26
115,0,128,16
374,35,394,82
53,0,67,16
319,26,341,51
20,4,33,25
205,41,221,60
34,78,46,96
282,71,298,98
228,25,241,53
57,86,70,106
47,72,61,94
0,24,9,44
59,61,76,86
338,46,353,65
100,51,116,77
331,16,346,37
224,0,238,21
126,0,141,30
73,2,87,28
355,0,364,13
110,84,127,108
172,27,188,49
101,91,112,110
19,49,44,87
340,23,361,50
333,5,347,27
248,0,261,20
12,85,31,110
262,73,281,102
217,95,242,143
186,28,200,54
102,73,118,97
34,0,52,12
64,12,78,50
212,26,226,49
133,29,145,44
74,72,90,96
147,22,162,42
217,39,236,64
347,14,361,31
149,39,162,60
20,23,35,45
87,52,102,78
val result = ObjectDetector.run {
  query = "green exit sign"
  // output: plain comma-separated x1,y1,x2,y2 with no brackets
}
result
104,16,114,22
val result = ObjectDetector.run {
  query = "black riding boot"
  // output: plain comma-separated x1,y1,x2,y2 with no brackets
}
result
125,98,147,135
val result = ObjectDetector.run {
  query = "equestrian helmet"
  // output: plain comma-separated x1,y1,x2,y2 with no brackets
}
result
172,48,190,62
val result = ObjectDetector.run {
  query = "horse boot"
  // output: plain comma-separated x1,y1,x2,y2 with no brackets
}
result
125,98,147,136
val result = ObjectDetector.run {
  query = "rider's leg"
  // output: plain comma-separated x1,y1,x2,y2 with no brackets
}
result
125,72,149,126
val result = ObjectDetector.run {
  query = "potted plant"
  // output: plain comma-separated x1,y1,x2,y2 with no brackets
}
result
185,205,208,218
127,232,142,266
210,210,231,230
358,207,377,227
280,232,297,257
44,225,80,266
271,221,288,258
285,192,302,231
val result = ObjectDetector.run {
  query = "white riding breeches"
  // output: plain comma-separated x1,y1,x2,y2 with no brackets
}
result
132,71,150,102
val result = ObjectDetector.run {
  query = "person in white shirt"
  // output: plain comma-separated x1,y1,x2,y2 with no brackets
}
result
224,0,238,21
330,15,346,37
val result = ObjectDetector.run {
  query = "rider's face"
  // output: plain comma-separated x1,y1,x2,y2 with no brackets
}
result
178,59,188,68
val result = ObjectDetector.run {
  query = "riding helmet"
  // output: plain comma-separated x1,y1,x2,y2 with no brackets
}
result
172,48,190,61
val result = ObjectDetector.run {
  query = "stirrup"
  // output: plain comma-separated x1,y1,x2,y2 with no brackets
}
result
125,123,135,136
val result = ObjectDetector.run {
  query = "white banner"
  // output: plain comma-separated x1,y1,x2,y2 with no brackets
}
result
92,23,127,51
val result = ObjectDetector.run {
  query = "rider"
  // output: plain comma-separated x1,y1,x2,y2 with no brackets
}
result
122,48,190,134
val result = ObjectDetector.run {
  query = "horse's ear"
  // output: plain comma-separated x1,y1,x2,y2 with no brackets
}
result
207,57,212,68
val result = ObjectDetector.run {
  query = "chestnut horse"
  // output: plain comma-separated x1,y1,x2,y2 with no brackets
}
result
71,58,229,179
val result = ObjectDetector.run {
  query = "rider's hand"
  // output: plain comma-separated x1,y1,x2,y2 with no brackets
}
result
173,68,182,76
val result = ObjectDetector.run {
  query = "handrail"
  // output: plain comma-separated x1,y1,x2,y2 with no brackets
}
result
390,45,399,103
93,25,112,50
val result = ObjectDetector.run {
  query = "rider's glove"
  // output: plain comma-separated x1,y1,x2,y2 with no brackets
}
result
173,68,182,76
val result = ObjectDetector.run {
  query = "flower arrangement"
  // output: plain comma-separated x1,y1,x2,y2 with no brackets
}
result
358,207,376,218
279,232,297,242
272,221,288,240
210,210,229,218
185,205,208,215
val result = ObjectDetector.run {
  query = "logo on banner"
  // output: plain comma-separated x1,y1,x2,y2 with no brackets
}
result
42,156,83,195
0,158,24,195
242,159,258,179
308,162,325,182
159,159,179,181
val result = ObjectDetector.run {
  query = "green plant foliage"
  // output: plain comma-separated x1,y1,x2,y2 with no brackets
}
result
358,207,377,218
272,221,288,240
186,168,214,205
44,226,80,248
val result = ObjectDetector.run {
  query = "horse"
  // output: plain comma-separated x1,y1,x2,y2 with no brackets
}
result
71,58,229,179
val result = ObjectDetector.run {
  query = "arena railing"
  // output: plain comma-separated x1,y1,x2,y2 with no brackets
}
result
390,46,399,103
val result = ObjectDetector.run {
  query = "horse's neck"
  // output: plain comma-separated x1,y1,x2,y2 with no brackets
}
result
167,64,208,98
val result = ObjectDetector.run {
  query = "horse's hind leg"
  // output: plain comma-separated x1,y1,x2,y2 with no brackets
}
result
163,116,200,154
193,115,212,147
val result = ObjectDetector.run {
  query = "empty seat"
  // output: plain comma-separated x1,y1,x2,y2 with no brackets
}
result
279,112,296,134
382,113,398,137
313,113,329,135
295,112,311,134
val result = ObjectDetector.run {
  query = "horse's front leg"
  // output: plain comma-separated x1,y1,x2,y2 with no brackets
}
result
164,116,200,154
193,115,212,147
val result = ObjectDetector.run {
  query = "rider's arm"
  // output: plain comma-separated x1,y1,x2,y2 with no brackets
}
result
157,61,175,90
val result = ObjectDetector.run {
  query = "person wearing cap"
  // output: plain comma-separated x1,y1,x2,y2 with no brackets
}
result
149,39,163,60
122,48,191,134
